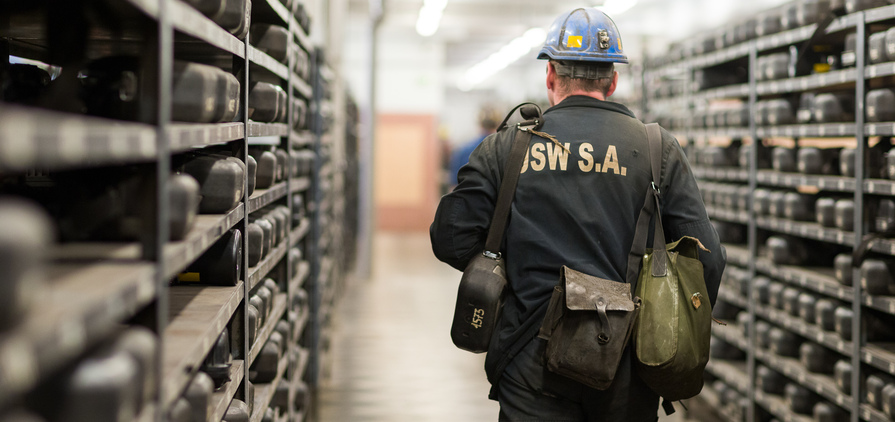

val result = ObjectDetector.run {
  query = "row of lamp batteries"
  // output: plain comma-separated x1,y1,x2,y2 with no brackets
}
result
713,213,895,297
0,147,310,326
649,0,891,67
0,196,308,420
0,279,310,421
690,143,895,178
702,179,895,233
656,88,895,130
6,58,310,128
182,0,312,38
6,145,310,243
170,277,310,422
710,265,895,419
704,176,895,293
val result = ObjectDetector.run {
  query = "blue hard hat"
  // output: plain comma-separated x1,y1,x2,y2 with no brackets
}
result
537,8,628,64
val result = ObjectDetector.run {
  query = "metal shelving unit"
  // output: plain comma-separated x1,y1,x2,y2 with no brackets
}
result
0,0,357,420
645,3,895,421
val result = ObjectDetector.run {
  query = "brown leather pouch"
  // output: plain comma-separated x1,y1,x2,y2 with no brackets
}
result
538,266,641,390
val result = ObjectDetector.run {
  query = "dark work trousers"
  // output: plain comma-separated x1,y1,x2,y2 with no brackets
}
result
497,337,659,422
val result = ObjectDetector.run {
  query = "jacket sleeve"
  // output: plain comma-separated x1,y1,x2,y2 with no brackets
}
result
430,133,505,271
658,128,727,306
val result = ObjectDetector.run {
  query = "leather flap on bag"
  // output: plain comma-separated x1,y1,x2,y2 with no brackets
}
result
667,236,709,260
562,266,634,311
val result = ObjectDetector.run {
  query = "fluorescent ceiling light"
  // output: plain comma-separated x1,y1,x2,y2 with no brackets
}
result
598,0,638,16
458,28,547,91
416,0,449,37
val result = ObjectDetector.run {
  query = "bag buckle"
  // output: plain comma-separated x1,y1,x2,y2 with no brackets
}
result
651,181,660,194
483,250,501,260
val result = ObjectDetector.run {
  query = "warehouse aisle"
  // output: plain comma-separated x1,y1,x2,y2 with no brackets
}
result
317,232,498,421
317,232,712,421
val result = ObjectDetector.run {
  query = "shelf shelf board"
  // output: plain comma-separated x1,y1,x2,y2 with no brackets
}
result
863,294,895,315
209,359,245,422
689,42,751,70
0,260,156,408
295,346,310,379
863,343,895,376
754,348,854,413
706,206,750,225
162,282,244,409
693,83,750,101
648,25,816,77
0,104,157,173
868,120,895,137
699,382,746,421
718,287,749,310
169,122,245,152
291,177,311,194
261,0,291,25
754,257,853,303
693,167,749,182
250,354,289,422
672,127,751,139
248,122,289,137
166,205,245,279
291,131,314,147
754,389,818,422
756,215,854,247
249,46,289,80
724,244,751,267
294,76,313,100
865,178,895,196
291,218,311,246
293,305,310,344
756,170,857,192
711,321,750,352
249,181,288,213
757,68,856,96
248,239,288,290
289,261,311,296
249,294,288,366
756,304,853,357
169,0,245,58
757,123,856,138
51,208,244,282
863,4,895,25
705,359,749,394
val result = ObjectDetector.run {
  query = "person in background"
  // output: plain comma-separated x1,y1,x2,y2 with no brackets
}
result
430,7,725,421
447,106,501,187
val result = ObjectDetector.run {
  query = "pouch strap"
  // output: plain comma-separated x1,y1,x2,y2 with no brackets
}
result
484,128,533,255
484,103,543,256
626,123,666,286
596,298,610,344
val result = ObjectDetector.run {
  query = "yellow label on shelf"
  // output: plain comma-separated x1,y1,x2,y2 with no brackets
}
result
813,63,831,73
178,272,201,282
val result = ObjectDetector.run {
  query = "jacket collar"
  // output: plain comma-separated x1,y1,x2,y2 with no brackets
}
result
545,95,636,118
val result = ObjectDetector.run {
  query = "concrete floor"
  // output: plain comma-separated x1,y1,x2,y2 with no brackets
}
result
317,232,713,421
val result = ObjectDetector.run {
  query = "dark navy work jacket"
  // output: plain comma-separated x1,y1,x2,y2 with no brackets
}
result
430,95,726,395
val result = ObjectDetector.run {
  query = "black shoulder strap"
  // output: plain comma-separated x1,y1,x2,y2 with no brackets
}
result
483,105,542,255
626,123,666,286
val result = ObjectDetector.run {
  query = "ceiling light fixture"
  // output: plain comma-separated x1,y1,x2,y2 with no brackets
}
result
458,27,547,91
416,0,448,37
597,0,638,16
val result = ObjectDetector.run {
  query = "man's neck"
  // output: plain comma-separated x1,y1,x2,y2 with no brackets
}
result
556,90,606,104
552,90,606,106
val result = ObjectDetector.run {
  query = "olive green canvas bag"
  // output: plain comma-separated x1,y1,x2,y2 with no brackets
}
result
626,123,714,405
